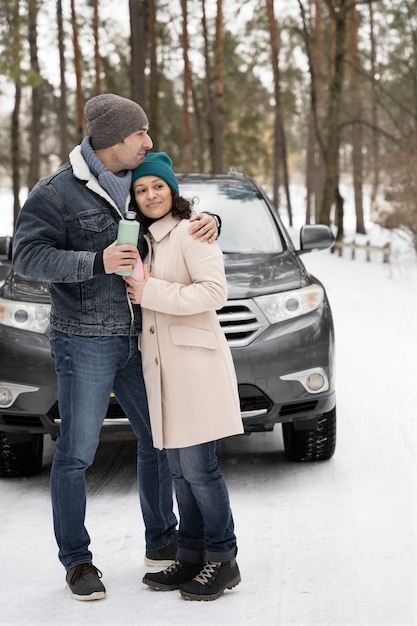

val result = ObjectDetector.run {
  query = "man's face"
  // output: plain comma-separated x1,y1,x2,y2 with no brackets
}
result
110,128,153,172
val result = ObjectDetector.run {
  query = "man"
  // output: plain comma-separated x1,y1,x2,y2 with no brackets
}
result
12,93,218,602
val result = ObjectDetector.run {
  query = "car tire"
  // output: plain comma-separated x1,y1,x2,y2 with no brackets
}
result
0,431,44,478
282,407,336,461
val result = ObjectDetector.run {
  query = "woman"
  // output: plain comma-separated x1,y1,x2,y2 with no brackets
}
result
124,152,243,602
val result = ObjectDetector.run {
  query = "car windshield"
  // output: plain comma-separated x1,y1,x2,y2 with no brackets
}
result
179,181,284,254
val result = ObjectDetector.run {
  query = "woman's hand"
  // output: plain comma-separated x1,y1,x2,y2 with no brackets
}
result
123,264,150,304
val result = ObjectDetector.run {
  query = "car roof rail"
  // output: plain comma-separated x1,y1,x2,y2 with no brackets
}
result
227,167,245,177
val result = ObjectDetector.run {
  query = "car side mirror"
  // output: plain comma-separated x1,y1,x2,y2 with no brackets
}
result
0,236,13,261
297,225,334,255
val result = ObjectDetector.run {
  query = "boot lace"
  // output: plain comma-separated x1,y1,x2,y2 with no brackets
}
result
163,560,183,577
193,561,221,585
69,563,103,586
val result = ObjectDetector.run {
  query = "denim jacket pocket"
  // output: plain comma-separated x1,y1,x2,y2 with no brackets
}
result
78,213,117,251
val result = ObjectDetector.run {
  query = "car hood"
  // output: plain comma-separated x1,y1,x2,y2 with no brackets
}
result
1,252,308,303
223,250,307,299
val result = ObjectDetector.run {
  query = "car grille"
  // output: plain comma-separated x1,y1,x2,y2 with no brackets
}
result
279,400,319,417
48,386,272,426
0,414,44,428
238,384,272,417
217,299,268,347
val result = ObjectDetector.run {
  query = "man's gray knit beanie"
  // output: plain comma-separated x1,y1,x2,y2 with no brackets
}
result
84,93,149,150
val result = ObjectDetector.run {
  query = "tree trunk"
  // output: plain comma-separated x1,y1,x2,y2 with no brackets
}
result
318,0,349,226
148,0,159,147
202,0,215,172
92,0,101,94
212,0,224,173
28,0,43,191
70,0,84,143
12,82,22,227
130,0,148,104
181,0,191,172
266,0,292,224
347,5,365,234
369,0,380,218
335,185,344,240
266,0,280,206
7,0,23,227
57,0,69,163
298,0,326,224
299,0,348,227
305,111,315,224
191,82,205,171
311,0,325,223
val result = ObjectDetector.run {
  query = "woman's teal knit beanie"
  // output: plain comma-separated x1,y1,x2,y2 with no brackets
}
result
132,152,179,194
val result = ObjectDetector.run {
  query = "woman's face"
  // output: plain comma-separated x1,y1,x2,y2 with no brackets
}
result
133,176,172,219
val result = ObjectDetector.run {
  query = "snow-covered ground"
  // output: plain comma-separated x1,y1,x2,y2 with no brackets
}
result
1,190,416,625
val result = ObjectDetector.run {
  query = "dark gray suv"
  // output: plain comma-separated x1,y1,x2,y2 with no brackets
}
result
0,171,336,477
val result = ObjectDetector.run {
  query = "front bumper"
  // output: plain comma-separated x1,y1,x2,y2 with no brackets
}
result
0,299,335,437
231,301,336,431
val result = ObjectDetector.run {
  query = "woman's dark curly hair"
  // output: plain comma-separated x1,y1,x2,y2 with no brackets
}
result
171,190,195,219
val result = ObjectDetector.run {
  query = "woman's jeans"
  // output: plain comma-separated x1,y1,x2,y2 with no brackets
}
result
167,442,237,564
49,330,177,571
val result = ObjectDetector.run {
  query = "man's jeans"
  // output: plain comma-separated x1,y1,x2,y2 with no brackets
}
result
167,442,237,563
49,330,177,570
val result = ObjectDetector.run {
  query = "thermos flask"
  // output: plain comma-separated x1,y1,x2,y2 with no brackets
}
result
116,211,140,276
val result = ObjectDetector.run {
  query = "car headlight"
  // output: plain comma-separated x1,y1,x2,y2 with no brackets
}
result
254,284,324,323
0,297,51,334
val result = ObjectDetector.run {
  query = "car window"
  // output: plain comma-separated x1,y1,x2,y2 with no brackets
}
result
179,181,284,254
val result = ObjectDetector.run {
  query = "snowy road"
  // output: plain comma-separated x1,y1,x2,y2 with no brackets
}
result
1,246,416,625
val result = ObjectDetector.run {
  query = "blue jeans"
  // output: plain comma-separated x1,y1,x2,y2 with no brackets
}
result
166,442,237,564
49,330,177,570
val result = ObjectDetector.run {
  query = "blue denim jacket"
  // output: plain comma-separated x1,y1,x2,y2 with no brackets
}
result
13,145,142,337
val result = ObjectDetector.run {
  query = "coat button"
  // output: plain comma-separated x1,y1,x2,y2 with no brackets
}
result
150,326,155,333
155,357,159,365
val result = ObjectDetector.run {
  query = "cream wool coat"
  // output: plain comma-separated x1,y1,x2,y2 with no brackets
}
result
139,212,244,450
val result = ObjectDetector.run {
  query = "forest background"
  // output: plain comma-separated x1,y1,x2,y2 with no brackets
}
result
0,0,416,251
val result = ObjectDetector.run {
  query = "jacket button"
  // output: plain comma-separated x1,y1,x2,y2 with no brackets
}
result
150,326,155,333
155,357,159,365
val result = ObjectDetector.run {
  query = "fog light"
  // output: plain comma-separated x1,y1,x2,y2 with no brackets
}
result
306,372,325,392
0,382,40,408
280,367,329,394
0,387,13,406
